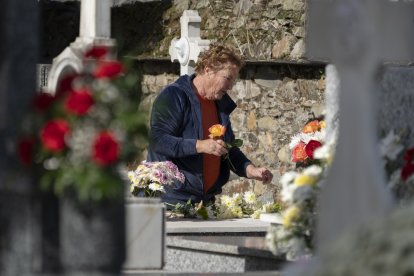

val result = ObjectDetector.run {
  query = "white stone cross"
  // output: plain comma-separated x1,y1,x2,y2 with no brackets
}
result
169,10,210,76
80,0,111,39
306,0,414,252
47,0,115,94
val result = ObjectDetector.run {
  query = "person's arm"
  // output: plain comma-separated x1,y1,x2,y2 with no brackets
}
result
225,122,273,183
149,88,198,158
245,164,273,184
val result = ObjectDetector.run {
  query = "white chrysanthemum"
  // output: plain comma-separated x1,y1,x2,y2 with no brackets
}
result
232,193,243,204
292,186,315,203
380,130,404,161
280,171,298,187
388,169,402,188
289,129,326,149
251,209,262,219
302,165,323,177
220,195,234,207
243,191,257,205
313,144,332,160
281,184,297,203
67,122,97,164
148,183,165,192
289,134,304,149
261,202,275,213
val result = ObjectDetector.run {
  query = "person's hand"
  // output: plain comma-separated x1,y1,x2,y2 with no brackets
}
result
246,164,273,184
196,139,228,156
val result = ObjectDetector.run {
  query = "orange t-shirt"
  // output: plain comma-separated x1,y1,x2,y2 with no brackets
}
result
196,93,221,193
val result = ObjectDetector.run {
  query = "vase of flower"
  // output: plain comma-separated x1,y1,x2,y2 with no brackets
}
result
15,45,148,274
60,189,125,273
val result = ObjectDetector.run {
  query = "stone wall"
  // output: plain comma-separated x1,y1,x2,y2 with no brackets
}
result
39,0,325,200
135,0,307,61
137,60,325,200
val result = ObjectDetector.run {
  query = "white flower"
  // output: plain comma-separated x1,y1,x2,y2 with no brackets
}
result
302,165,323,177
281,184,297,203
380,130,404,161
148,183,165,192
280,171,298,187
289,130,326,150
292,186,315,203
243,191,257,205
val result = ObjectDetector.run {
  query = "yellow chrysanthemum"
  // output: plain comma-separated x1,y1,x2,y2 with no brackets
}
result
294,174,317,187
319,120,326,129
283,206,300,228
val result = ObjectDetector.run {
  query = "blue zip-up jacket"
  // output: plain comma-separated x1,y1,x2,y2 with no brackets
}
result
147,74,252,205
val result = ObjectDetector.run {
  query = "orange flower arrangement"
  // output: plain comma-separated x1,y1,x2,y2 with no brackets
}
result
290,119,325,165
302,120,325,133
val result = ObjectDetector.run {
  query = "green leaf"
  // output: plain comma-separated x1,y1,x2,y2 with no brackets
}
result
230,139,243,147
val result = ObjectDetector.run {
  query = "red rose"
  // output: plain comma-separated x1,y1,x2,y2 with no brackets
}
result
84,46,108,59
64,88,94,116
292,142,308,162
401,163,414,182
304,140,322,159
40,119,70,152
17,137,35,166
403,147,414,162
92,132,119,166
56,73,79,98
32,93,55,113
93,61,124,79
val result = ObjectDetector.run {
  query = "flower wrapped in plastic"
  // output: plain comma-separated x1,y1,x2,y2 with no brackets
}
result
128,161,185,197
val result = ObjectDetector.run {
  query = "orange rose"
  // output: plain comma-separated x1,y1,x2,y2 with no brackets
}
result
302,120,321,133
208,124,226,139
292,142,308,162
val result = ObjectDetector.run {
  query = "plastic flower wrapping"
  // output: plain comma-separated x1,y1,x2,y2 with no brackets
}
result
128,161,185,197
16,46,147,202
168,191,281,220
266,117,337,261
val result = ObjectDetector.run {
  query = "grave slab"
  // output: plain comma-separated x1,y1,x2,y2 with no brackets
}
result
163,216,288,273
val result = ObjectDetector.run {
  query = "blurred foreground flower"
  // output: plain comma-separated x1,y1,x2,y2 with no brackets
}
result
17,46,147,202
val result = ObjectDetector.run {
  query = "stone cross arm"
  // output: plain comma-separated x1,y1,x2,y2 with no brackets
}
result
169,10,210,76
307,0,414,64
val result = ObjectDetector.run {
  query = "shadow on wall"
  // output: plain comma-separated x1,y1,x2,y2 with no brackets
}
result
39,0,80,64
111,1,173,57
38,0,173,63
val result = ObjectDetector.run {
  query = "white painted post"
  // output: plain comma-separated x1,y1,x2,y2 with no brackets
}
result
169,10,210,76
80,0,111,38
306,0,414,252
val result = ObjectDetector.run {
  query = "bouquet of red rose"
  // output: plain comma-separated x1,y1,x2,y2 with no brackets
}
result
289,119,325,166
17,46,147,202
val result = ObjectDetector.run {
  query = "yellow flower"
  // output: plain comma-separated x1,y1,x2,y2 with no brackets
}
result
319,120,326,129
283,206,300,228
208,124,226,139
294,174,317,187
